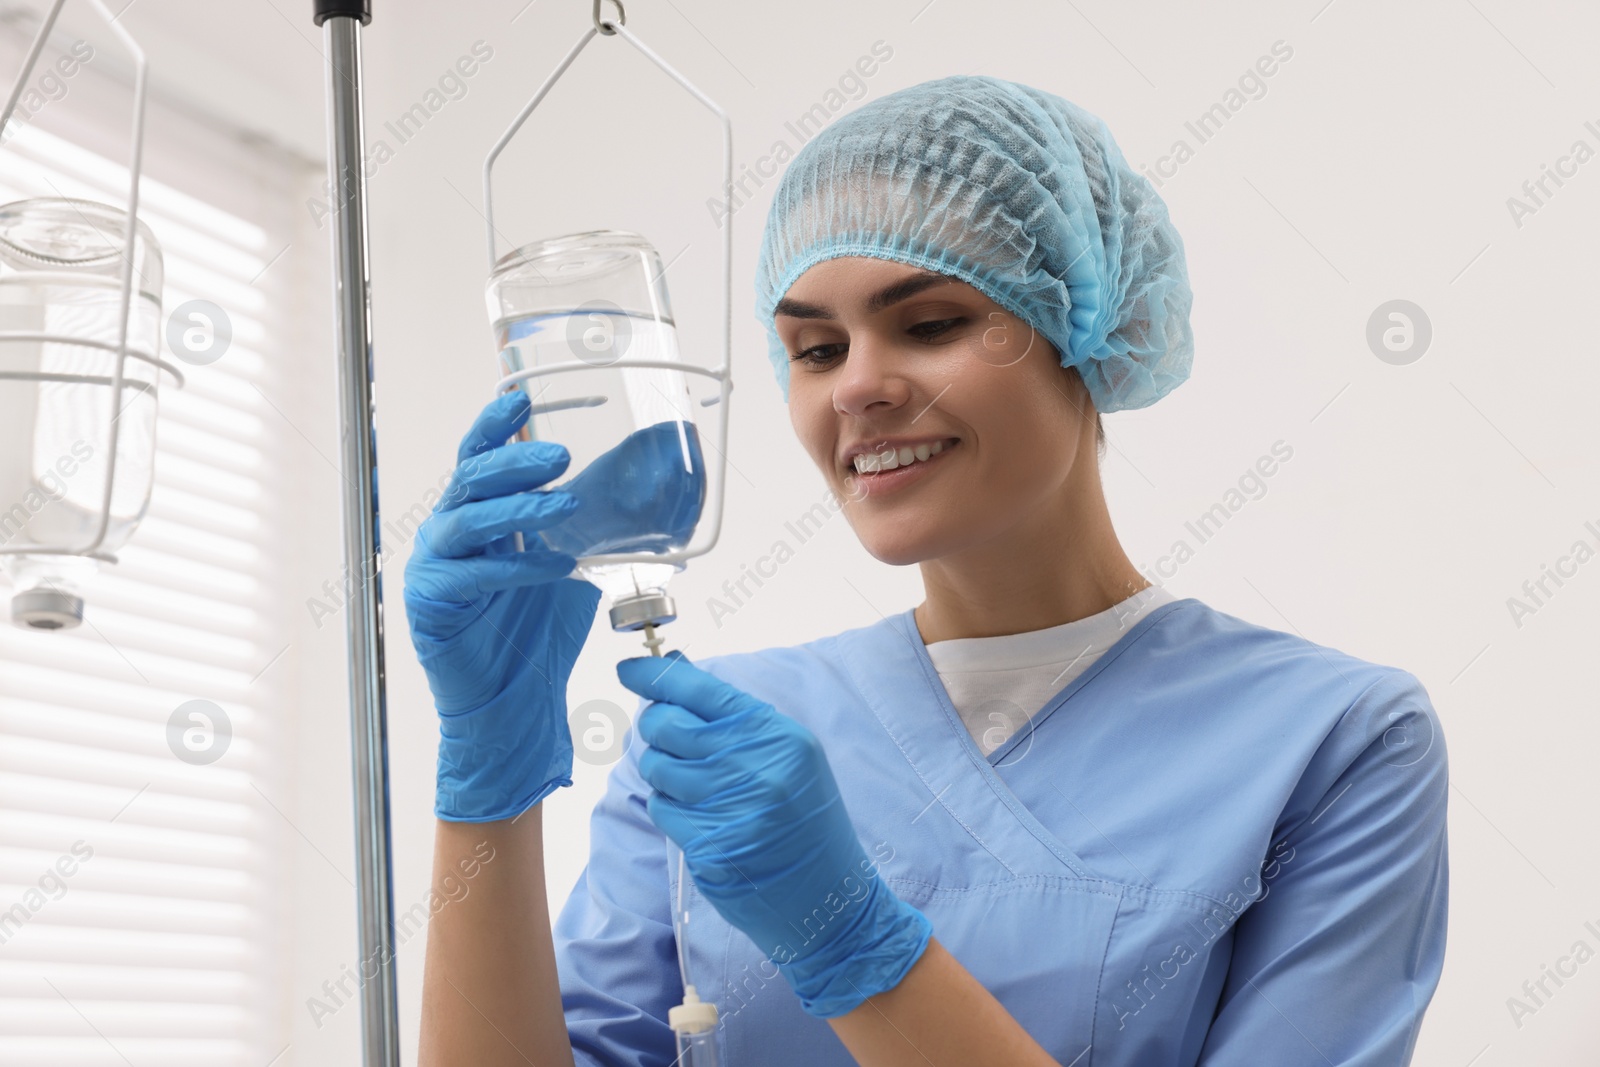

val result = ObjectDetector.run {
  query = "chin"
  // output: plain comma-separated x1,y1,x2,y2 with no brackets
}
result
841,485,979,565
856,524,947,567
866,544,926,567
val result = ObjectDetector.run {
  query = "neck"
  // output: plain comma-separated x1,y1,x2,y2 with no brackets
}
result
912,454,1148,644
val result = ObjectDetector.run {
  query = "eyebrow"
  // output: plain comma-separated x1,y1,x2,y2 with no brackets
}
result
773,270,952,320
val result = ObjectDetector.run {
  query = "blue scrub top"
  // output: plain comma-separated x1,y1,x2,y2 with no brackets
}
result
554,597,1449,1066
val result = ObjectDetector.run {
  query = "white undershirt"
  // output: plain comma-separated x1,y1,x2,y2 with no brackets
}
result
924,586,1177,756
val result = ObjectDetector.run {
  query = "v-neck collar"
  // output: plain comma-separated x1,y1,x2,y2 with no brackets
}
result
929,598,1193,767
835,597,1198,880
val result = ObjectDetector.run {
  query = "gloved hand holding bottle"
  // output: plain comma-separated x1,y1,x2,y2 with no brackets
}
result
404,390,602,822
617,650,935,1018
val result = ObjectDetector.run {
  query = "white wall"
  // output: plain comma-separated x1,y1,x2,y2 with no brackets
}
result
118,0,1600,1062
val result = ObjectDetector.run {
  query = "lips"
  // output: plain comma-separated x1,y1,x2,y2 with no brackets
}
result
844,439,959,499
841,436,960,474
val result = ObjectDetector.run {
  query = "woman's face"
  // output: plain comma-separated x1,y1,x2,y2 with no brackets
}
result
778,256,1097,566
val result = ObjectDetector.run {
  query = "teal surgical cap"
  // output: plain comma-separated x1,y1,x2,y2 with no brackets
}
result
753,74,1194,413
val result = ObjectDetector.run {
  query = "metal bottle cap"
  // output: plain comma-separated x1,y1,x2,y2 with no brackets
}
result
12,589,84,630
609,590,676,631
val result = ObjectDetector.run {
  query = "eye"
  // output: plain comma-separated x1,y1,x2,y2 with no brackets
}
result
791,342,847,366
908,317,966,340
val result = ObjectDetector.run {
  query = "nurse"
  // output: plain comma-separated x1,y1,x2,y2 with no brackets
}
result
409,75,1448,1066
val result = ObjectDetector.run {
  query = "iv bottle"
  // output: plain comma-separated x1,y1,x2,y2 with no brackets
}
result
485,230,708,631
0,198,164,630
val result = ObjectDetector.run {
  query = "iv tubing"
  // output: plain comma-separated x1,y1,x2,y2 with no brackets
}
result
645,627,717,1066
675,847,691,991
644,628,694,994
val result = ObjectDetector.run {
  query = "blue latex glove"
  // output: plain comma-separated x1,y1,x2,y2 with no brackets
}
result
403,391,602,822
617,650,934,1018
540,420,708,558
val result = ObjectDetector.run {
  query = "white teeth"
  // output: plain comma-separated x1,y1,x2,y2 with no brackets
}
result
851,440,953,474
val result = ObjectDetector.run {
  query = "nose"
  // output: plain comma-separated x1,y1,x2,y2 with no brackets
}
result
831,330,911,417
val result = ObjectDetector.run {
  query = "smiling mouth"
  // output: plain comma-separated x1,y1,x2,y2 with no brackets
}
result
844,439,960,497
847,438,960,476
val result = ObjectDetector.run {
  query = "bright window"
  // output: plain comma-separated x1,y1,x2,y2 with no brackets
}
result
0,84,301,1067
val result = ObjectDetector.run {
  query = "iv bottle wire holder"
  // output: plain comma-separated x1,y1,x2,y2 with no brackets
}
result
483,3,729,1059
482,0,734,577
0,0,185,581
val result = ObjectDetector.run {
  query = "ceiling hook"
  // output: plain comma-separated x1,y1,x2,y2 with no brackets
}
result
594,0,625,35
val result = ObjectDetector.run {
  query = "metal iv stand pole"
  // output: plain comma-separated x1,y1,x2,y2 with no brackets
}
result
312,2,401,1065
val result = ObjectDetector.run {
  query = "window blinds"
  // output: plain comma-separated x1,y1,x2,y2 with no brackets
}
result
0,115,297,1066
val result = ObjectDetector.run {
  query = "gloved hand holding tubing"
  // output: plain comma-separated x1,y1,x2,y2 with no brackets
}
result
618,650,935,1018
404,390,602,822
